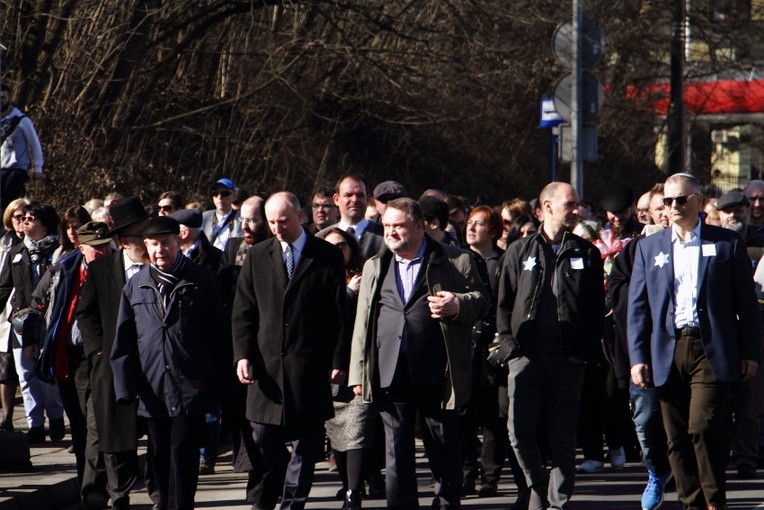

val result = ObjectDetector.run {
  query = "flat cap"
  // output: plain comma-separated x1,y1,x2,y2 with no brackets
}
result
77,221,113,246
170,209,202,228
716,190,749,210
601,185,635,213
373,180,408,200
143,216,180,238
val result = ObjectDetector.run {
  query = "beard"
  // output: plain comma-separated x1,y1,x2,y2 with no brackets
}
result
722,220,745,233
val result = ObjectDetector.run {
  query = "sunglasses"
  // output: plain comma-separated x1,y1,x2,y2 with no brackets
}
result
212,190,233,197
21,216,37,222
12,214,23,221
662,194,696,207
157,205,174,212
332,241,348,250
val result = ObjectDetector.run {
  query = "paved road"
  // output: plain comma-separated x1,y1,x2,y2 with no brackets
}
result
102,447,764,510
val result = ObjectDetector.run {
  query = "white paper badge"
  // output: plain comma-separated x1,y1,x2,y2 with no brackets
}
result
570,257,584,270
522,256,537,272
702,244,716,257
11,253,22,264
654,252,669,268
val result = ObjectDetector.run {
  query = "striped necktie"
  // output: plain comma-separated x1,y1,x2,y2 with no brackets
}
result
285,244,295,280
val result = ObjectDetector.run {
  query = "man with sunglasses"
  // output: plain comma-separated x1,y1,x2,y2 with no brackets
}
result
629,173,759,510
202,178,242,251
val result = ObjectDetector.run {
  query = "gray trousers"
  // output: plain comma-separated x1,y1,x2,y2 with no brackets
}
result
507,353,584,510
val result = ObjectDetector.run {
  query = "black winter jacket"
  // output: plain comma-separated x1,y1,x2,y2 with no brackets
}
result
496,230,605,362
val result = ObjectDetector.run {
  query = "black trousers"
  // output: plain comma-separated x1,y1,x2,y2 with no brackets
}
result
146,414,205,510
250,419,324,510
379,355,462,510
57,344,108,502
0,168,28,211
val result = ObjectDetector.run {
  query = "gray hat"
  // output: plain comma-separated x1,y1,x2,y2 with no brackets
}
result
143,216,180,238
77,221,113,246
716,191,749,211
373,180,408,200
170,209,202,228
601,185,635,213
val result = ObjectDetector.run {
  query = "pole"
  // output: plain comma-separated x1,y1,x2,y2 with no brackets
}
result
549,128,558,183
571,0,584,196
668,0,686,173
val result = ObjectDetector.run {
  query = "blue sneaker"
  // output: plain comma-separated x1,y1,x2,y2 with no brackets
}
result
641,471,672,510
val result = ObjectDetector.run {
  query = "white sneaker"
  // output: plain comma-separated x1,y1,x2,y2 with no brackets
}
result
609,447,626,469
576,459,605,473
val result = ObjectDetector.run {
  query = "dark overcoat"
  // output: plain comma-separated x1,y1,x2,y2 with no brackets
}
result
231,233,349,426
75,250,138,452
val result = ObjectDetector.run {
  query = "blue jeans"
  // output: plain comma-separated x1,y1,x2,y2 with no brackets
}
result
199,410,220,465
629,381,670,476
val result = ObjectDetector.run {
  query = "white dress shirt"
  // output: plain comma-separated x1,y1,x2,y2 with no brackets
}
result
280,228,308,270
672,220,702,329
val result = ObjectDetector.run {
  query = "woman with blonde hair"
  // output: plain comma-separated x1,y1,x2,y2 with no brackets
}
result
0,197,28,431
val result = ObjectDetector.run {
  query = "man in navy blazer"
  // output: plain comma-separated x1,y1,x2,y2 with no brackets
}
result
628,173,760,510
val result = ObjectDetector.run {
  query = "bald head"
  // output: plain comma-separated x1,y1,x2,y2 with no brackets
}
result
240,195,268,245
744,180,764,225
265,192,304,243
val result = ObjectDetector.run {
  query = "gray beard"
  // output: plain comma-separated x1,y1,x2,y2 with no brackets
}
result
722,222,745,234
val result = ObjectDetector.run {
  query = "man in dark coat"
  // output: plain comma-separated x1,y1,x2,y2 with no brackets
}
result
111,216,228,510
316,174,386,258
232,191,349,510
76,197,150,510
170,209,222,273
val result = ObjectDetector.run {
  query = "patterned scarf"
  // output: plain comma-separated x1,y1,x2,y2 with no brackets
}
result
148,253,188,309
23,234,59,287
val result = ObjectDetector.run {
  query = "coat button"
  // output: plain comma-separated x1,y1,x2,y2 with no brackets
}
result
165,365,170,370
171,406,176,411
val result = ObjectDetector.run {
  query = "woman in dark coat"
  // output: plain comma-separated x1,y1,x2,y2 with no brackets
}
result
318,227,376,509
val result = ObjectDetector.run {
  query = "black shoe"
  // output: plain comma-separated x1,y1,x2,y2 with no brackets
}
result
49,417,65,442
335,486,347,500
462,477,476,496
0,420,13,432
366,472,385,499
344,489,362,509
83,492,109,510
27,426,45,444
478,482,498,497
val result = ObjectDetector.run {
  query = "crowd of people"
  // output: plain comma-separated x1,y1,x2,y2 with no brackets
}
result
0,87,761,510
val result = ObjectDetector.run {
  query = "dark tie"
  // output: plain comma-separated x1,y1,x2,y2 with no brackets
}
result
285,244,295,280
347,226,356,238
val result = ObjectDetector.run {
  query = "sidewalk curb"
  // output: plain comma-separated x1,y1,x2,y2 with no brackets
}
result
0,452,148,510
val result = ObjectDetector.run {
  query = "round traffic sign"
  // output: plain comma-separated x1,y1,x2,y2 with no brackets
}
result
552,72,604,123
552,18,604,69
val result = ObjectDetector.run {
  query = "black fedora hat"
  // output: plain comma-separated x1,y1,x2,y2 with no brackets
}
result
108,196,150,236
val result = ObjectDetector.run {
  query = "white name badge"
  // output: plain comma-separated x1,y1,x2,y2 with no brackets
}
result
570,257,584,270
702,244,716,257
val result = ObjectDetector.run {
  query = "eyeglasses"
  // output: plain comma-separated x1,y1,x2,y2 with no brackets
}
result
238,217,257,225
662,194,696,207
21,216,37,222
311,204,336,210
332,242,348,250
12,214,23,221
212,190,233,197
